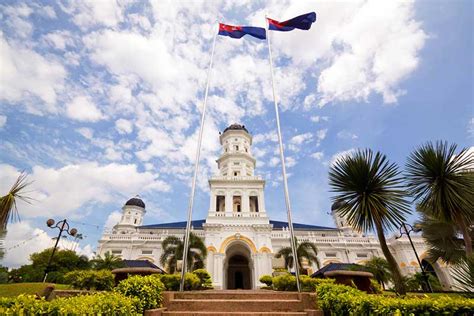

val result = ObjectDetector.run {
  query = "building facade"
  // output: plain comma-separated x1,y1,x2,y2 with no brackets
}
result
97,124,457,290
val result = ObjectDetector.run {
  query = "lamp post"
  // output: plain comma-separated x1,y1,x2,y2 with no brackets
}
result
43,218,78,283
395,223,433,293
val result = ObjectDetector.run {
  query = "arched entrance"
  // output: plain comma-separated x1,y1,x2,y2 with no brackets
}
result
224,241,253,289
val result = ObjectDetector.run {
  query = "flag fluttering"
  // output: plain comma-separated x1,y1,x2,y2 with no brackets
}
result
267,12,317,32
218,23,266,40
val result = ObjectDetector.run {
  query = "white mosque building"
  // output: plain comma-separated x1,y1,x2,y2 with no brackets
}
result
97,124,457,290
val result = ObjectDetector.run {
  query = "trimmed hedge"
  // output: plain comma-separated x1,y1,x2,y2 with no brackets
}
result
0,292,141,315
115,275,164,311
64,269,114,290
192,269,213,289
268,274,335,292
259,275,273,287
316,283,474,316
159,273,200,291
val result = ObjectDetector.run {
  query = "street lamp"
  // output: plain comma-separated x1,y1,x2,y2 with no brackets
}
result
395,223,433,293
43,218,78,283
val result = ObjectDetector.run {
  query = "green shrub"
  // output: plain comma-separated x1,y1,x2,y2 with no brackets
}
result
193,269,213,289
259,275,273,287
64,269,114,290
316,283,474,315
300,276,335,292
370,279,383,294
158,273,200,291
0,293,141,315
273,274,297,291
116,275,164,311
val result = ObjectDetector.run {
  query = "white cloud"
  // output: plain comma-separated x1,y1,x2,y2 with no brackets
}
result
43,31,74,50
61,0,126,31
311,151,324,160
0,115,6,128
316,128,328,146
66,95,104,122
0,33,66,113
328,148,356,166
0,163,170,219
76,127,94,140
469,118,474,138
115,119,133,135
337,130,358,140
104,211,122,229
310,116,329,123
289,132,313,152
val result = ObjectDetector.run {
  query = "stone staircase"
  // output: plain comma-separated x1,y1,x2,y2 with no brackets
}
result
145,290,322,316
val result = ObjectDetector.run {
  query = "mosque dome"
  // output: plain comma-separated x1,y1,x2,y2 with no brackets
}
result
222,123,249,134
125,196,145,208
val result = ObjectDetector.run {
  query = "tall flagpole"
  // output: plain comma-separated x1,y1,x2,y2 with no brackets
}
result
265,16,301,292
179,27,218,292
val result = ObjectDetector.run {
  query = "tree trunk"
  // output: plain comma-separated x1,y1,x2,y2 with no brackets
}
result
456,215,472,256
374,220,407,295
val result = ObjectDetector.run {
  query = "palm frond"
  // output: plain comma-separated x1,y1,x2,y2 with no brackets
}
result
0,172,33,230
452,255,474,292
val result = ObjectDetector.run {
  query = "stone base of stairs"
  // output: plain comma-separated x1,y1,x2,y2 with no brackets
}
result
145,290,322,316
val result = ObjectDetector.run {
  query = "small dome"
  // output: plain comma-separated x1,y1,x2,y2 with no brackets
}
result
331,201,345,211
223,123,249,134
125,196,145,208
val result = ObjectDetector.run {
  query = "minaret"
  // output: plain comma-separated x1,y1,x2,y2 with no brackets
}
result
331,201,360,237
114,196,146,233
206,124,268,224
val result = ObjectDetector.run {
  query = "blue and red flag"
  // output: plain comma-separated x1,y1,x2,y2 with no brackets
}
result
268,12,317,32
218,23,266,40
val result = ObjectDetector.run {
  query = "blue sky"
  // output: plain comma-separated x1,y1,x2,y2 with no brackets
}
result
0,0,472,267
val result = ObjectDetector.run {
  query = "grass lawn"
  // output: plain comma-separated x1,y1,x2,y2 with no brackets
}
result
0,283,72,297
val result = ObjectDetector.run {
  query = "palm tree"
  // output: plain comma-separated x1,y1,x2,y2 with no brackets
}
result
405,142,473,255
329,149,410,295
160,232,207,274
275,239,320,273
452,255,474,292
364,257,392,289
0,172,32,230
92,251,124,270
416,212,470,264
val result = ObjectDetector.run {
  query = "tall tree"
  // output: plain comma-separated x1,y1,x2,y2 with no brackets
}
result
92,251,124,270
364,257,392,289
160,232,207,274
329,149,410,295
406,141,473,256
275,239,320,273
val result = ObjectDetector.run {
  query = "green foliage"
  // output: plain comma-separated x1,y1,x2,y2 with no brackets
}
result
364,257,392,289
452,255,474,292
403,273,443,292
0,292,141,315
271,274,336,292
274,239,320,272
91,251,124,270
370,279,383,294
259,275,273,287
0,266,8,284
158,273,201,291
0,283,71,298
63,269,114,290
0,172,32,230
316,283,474,316
115,275,164,311
192,269,213,289
9,248,91,283
159,232,207,274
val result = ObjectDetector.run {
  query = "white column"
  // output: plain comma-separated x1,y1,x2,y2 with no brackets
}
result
210,192,216,213
225,192,233,212
243,191,250,213
259,191,266,213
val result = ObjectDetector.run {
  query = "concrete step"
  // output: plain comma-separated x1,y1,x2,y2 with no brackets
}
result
173,291,300,300
167,299,303,312
162,312,308,316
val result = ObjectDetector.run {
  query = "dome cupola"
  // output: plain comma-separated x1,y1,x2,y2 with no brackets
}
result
125,196,145,208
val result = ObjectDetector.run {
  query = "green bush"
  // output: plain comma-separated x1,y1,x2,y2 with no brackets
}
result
316,283,474,315
192,269,213,289
300,276,335,292
370,279,383,294
273,274,297,291
259,275,273,287
0,292,141,315
158,273,200,291
115,275,164,311
64,269,114,290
